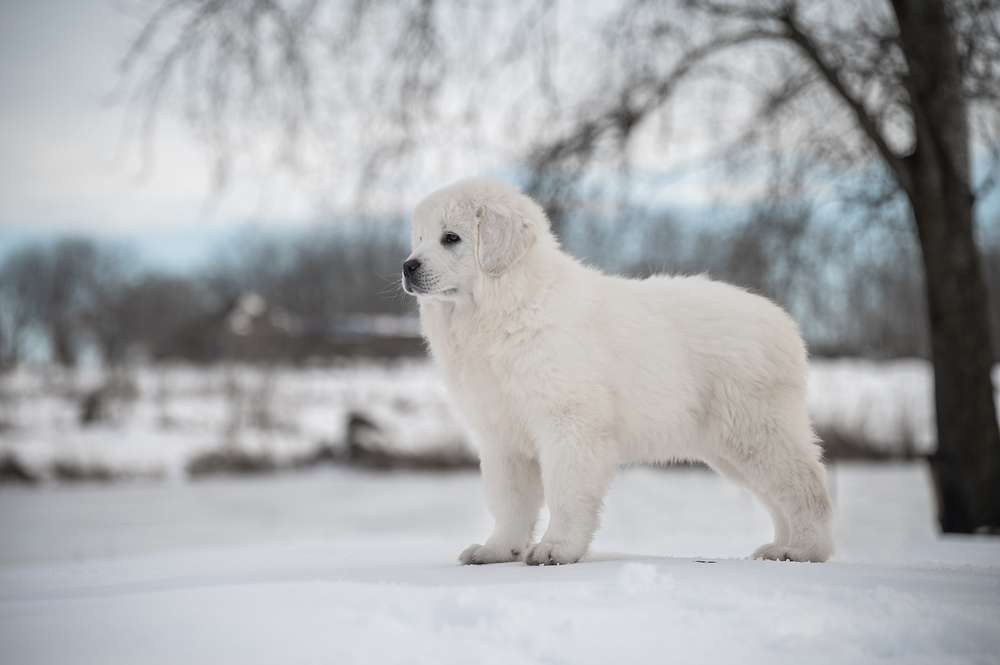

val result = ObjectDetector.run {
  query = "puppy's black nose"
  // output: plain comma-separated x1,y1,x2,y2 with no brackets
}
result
403,258,421,275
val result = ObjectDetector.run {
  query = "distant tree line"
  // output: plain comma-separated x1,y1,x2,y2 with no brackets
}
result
1,209,997,370
0,222,411,369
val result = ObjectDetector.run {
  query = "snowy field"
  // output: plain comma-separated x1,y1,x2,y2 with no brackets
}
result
3,359,998,480
1,463,998,664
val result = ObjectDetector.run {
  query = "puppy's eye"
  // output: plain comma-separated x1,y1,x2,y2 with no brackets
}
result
441,232,461,246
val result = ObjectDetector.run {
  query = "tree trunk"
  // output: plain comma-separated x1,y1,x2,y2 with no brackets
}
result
50,320,77,368
893,0,1000,532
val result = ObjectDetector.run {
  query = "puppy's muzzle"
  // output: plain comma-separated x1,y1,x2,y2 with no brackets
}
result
402,258,422,293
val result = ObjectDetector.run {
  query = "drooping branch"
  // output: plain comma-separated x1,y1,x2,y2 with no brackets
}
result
774,6,914,196
119,0,997,221
525,1,925,222
525,26,788,224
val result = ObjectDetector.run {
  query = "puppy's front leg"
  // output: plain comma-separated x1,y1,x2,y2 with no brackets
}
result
526,439,616,566
459,447,543,564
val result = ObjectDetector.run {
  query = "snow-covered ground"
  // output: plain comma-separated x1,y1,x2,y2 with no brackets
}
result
1,463,998,664
2,359,998,480
0,361,466,480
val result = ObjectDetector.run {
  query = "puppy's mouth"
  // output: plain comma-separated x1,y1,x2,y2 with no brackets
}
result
401,274,457,298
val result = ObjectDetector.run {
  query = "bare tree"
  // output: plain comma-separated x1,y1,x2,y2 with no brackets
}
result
985,220,1000,349
0,239,170,368
201,221,412,323
0,239,111,367
0,251,40,370
85,271,212,366
120,0,1000,531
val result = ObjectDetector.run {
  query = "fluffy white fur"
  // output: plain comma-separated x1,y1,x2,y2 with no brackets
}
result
403,177,834,565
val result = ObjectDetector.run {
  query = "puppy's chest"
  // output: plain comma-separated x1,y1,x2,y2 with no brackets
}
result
434,324,527,421
440,336,508,403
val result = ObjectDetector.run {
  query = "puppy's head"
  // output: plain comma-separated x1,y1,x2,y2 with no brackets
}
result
402,178,547,300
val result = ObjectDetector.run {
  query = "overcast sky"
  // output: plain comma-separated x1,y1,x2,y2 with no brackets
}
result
0,2,723,234
2,0,995,271
0,0,329,267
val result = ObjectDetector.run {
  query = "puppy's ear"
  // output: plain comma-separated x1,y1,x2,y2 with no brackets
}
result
475,203,536,276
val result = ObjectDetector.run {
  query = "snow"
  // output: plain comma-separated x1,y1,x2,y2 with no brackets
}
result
0,361,467,480
3,359,999,480
1,463,998,664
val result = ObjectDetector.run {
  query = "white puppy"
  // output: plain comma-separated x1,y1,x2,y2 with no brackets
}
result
403,177,833,565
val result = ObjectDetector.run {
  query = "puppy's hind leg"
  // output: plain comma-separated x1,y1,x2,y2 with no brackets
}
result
727,413,833,562
707,456,790,548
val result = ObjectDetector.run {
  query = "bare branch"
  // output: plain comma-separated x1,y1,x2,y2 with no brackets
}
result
774,6,914,195
526,26,786,211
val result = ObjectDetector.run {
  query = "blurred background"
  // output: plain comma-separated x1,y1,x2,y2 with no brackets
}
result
1,0,999,552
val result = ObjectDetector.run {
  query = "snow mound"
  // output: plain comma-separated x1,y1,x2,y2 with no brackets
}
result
1,463,997,664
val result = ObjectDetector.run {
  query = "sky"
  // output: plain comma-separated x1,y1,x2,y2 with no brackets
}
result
1,0,996,273
0,0,325,269
0,0,752,273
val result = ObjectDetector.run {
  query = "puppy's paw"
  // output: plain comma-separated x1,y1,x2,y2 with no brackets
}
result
752,542,830,563
458,543,524,565
525,541,585,566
